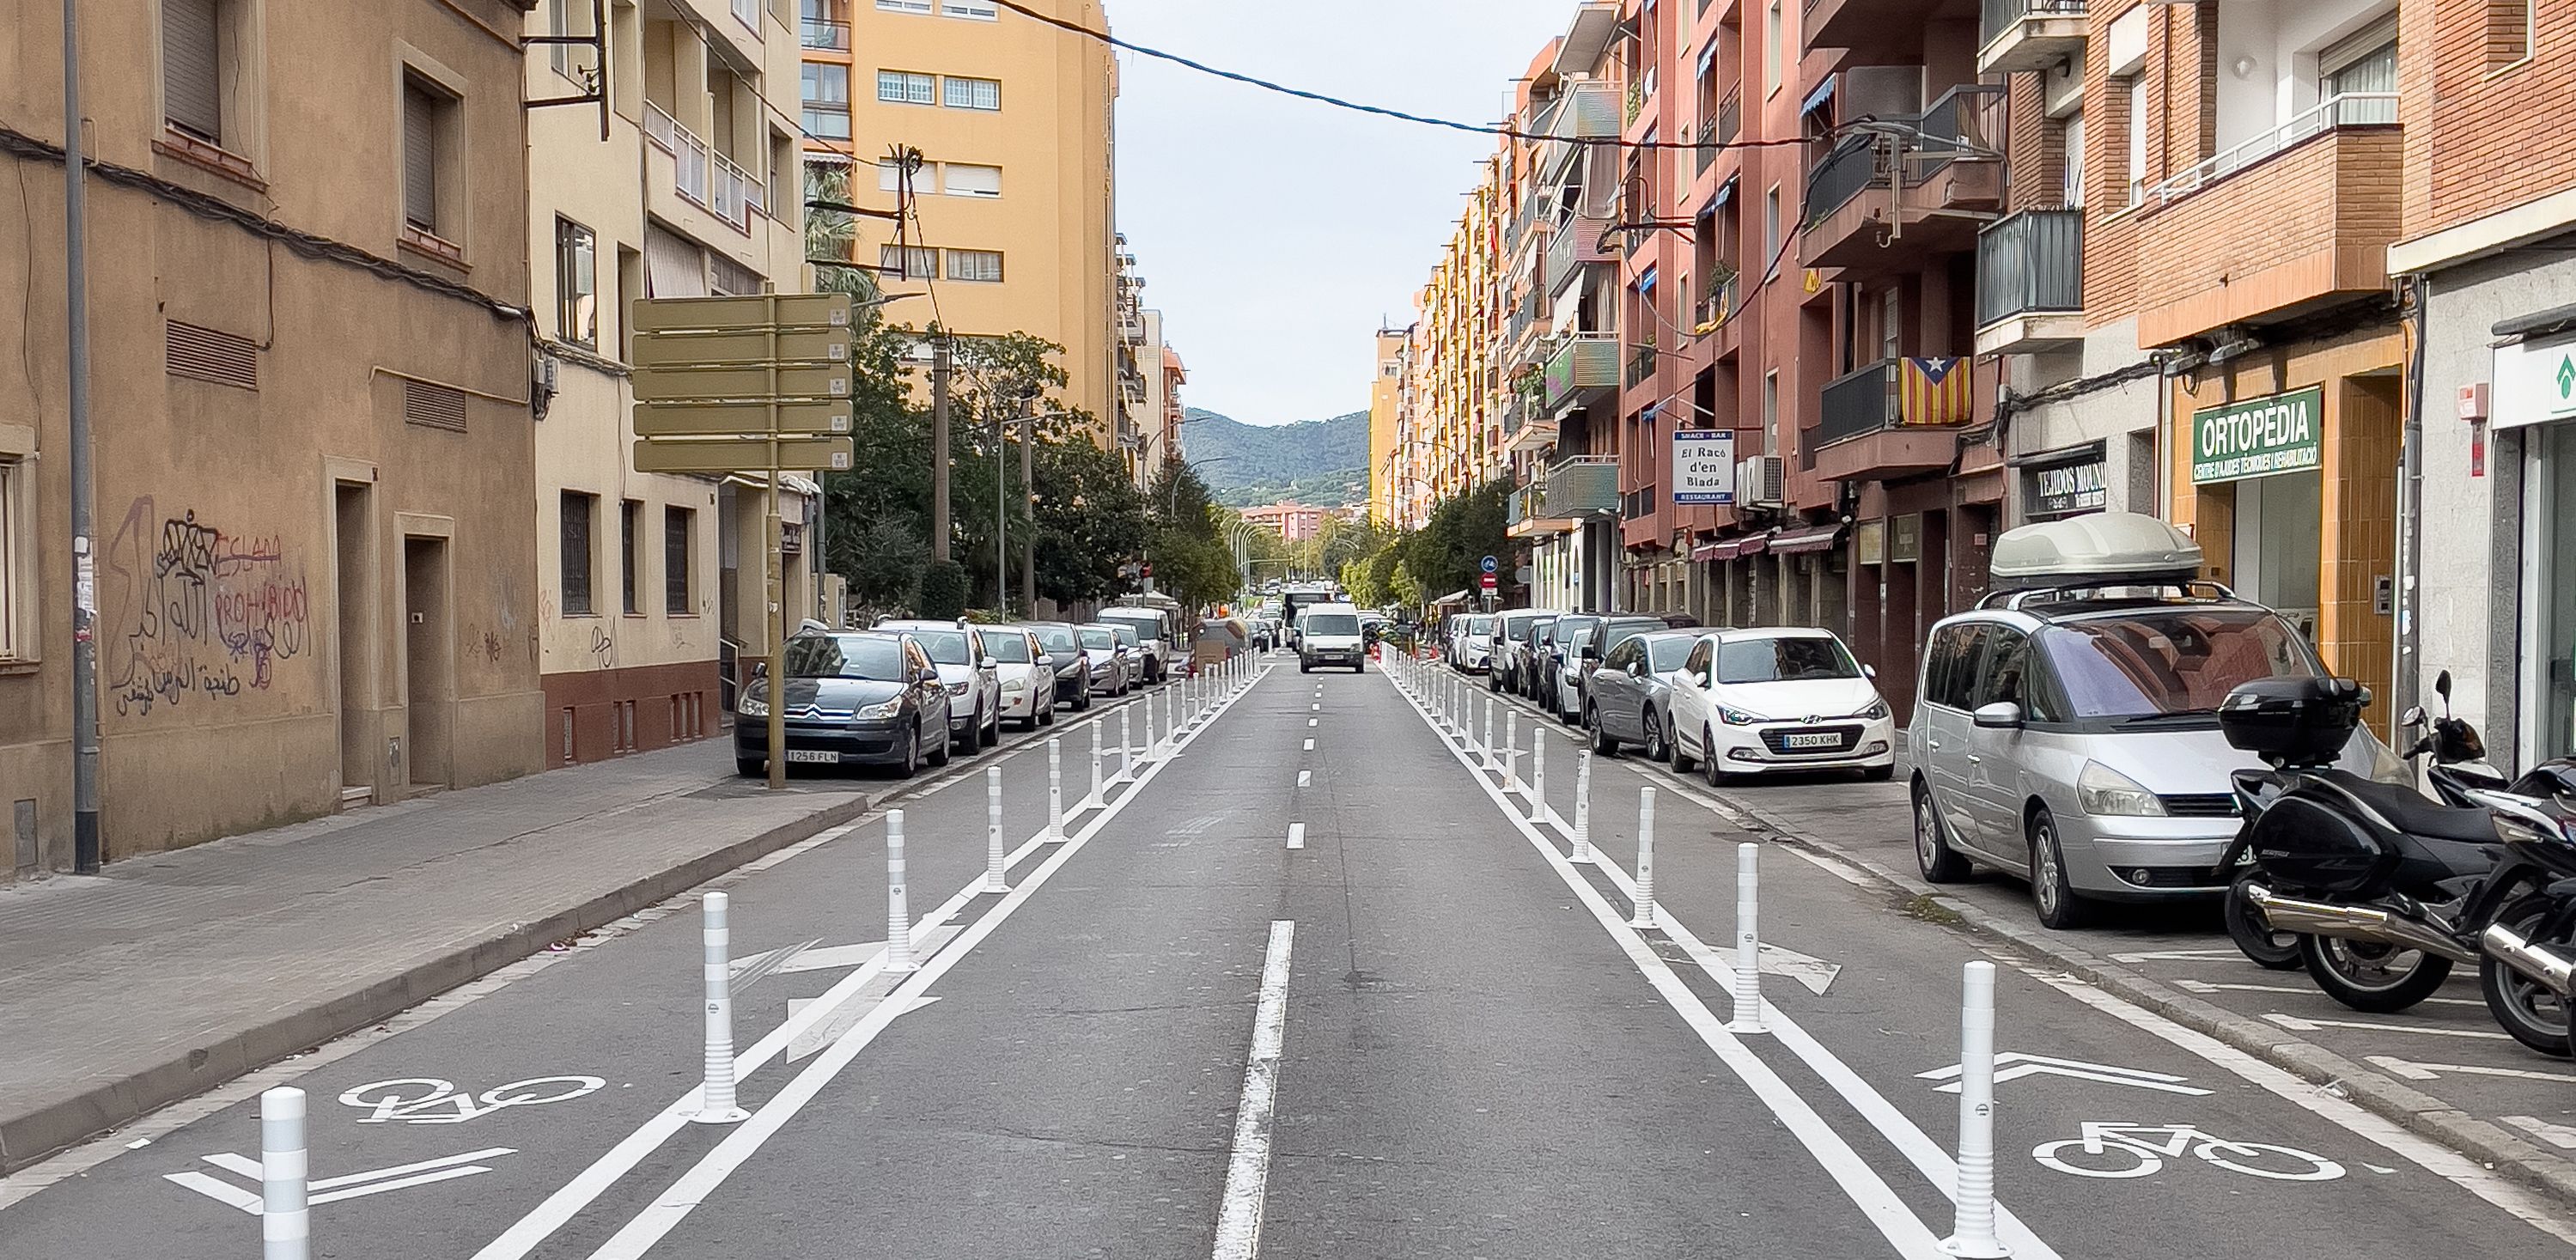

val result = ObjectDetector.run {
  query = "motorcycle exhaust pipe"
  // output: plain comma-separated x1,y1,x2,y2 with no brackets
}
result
2482,921,2576,997
2244,886,2479,965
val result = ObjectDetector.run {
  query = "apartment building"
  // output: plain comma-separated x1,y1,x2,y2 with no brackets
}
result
525,0,814,765
795,0,1119,432
1240,502,1331,545
1114,239,1150,478
0,0,544,875
1367,326,1410,526
2391,0,2576,770
1133,309,1186,474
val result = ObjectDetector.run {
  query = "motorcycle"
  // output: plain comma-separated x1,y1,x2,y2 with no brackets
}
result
2469,765,2576,1055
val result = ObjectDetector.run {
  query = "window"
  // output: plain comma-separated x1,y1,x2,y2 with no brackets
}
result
943,162,1002,198
1761,370,1779,457
556,218,597,348
163,0,225,143
618,499,641,615
1879,288,1899,362
947,249,1003,282
2489,0,2534,67
402,76,454,237
878,70,936,104
2323,21,2399,124
803,64,850,138
878,156,928,198
2060,111,2085,208
942,76,1001,111
546,0,598,82
1765,0,1783,94
561,490,597,616
0,458,24,662
1968,628,2029,710
1762,186,1781,268
880,245,937,279
877,0,932,11
665,507,695,615
1684,638,1712,682
1717,636,1860,685
941,0,996,16
2124,76,2148,204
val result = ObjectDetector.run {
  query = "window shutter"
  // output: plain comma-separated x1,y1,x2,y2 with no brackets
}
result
164,0,223,142
403,83,440,230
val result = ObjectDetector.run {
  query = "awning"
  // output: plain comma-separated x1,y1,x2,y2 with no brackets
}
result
1708,173,1739,212
1769,521,1848,555
1703,530,1774,561
1800,77,1836,117
1689,543,1725,563
1638,265,1658,294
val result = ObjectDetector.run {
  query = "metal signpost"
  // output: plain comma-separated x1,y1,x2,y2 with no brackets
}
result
632,294,857,790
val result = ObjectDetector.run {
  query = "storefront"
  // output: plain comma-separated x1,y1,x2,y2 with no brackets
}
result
2013,441,2109,523
2493,326,2576,763
2167,334,2403,733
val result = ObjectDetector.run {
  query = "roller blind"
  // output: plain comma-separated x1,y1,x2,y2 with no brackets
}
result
164,0,222,141
403,82,440,230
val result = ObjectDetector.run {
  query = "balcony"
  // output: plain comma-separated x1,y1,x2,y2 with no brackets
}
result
643,102,760,235
801,17,850,48
1812,359,1970,483
1546,216,1617,296
1977,0,2086,75
1544,334,1621,412
1801,85,2006,278
1695,269,1743,356
2134,95,2401,346
1807,0,1949,64
1975,209,2083,356
1543,455,1619,518
1543,81,1623,183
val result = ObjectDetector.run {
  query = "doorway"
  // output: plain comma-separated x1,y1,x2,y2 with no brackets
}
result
403,536,453,788
2229,472,2323,642
334,484,374,799
2530,423,2576,762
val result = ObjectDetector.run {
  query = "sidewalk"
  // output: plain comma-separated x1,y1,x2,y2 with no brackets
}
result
0,742,880,1174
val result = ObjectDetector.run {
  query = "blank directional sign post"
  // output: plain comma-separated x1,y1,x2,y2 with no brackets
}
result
630,291,857,476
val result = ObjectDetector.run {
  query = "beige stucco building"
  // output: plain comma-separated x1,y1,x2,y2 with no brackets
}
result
1,0,545,876
796,0,1118,433
525,0,815,764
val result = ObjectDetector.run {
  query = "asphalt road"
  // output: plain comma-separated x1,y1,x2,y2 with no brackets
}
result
3,653,2572,1258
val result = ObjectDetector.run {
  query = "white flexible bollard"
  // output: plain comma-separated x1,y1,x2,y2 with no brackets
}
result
1731,843,1765,1034
1086,722,1105,810
1571,749,1595,862
1157,688,1173,754
1943,961,2009,1258
694,892,751,1122
1529,726,1547,825
1629,788,1657,929
984,766,1008,892
1506,709,1522,794
885,811,916,974
260,1087,310,1260
1047,737,1067,841
1116,707,1134,782
1483,698,1500,769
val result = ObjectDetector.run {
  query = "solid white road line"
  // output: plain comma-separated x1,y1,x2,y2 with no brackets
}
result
1286,824,1305,851
1211,922,1296,1260
1386,674,1949,1258
570,669,1273,1260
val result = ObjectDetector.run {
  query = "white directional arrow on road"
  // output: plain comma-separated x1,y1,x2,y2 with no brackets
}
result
2365,1054,2576,1085
1757,942,1842,996
1915,1053,2213,1096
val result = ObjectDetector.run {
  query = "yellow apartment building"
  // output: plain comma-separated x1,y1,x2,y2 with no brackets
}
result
796,0,1119,434
526,0,816,765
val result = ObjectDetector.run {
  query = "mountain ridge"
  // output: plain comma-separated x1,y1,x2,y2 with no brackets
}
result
1182,407,1371,508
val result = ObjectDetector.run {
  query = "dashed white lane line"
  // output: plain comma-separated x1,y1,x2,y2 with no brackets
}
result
1211,922,1296,1260
1286,824,1305,851
1302,739,1314,752
1296,770,1312,788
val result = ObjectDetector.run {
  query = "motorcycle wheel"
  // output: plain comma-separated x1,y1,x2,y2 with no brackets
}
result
2298,933,2451,1014
2480,894,2575,1057
2224,872,2304,971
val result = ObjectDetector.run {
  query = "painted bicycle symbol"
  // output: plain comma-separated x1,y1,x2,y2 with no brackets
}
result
2034,1123,2344,1181
338,1076,606,1124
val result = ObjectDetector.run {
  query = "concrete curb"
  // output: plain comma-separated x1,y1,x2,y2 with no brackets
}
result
1694,782,2576,1209
0,783,887,1176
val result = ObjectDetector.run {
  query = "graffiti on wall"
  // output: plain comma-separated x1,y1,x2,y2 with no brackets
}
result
107,498,312,715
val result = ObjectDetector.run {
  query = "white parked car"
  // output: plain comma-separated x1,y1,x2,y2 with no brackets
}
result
1669,627,1897,782
990,625,1058,730
876,619,1003,752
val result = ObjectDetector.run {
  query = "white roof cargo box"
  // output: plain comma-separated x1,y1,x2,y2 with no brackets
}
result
1988,512,2201,589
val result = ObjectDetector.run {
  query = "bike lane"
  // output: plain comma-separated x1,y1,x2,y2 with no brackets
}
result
1396,659,2576,1259
0,683,1212,1260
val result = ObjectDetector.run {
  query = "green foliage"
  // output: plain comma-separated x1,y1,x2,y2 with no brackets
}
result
1400,480,1512,602
838,516,927,609
1032,437,1150,606
1183,408,1370,502
1213,467,1368,510
917,559,969,621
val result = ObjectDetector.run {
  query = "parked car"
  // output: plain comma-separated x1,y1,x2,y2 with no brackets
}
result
734,630,953,778
1097,606,1175,682
1582,629,1703,760
1026,622,1093,710
1524,618,1564,700
1555,615,1666,723
1492,609,1547,693
1670,627,1895,782
1906,512,2404,929
988,625,1057,730
1450,613,1499,674
1078,624,1134,696
877,619,1002,752
1543,614,1606,718
1299,604,1368,673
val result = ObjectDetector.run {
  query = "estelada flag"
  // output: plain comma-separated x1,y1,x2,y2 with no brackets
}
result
1898,356,1973,426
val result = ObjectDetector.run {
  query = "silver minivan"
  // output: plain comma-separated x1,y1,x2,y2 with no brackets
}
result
1909,514,2400,929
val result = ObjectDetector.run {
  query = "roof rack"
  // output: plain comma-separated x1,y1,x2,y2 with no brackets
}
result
1976,579,2240,613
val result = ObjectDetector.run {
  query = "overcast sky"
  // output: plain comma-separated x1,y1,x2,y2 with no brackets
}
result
1107,0,1575,427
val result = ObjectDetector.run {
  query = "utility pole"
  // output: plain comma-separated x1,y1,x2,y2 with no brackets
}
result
996,409,1008,615
1020,404,1036,616
930,334,952,563
64,0,100,873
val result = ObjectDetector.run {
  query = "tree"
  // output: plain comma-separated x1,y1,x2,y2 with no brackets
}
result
1031,436,1150,606
918,559,969,621
840,516,927,611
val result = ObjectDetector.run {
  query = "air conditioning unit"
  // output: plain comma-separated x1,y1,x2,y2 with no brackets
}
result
1737,455,1784,508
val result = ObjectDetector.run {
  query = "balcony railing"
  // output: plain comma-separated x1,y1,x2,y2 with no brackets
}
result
801,17,850,47
1806,135,1883,224
1915,83,2010,180
1544,334,1620,409
1976,209,2082,329
2146,92,2401,205
1696,117,1718,179
1696,270,1739,331
1979,0,2085,46
1625,344,1658,389
1717,84,1741,147
646,101,756,235
1544,455,1619,517
1818,360,1899,445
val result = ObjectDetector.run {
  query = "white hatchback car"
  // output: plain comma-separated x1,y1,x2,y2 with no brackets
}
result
1669,628,1897,782
876,619,1002,752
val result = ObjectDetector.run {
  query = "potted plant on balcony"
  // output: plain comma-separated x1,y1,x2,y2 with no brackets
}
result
1696,262,1740,334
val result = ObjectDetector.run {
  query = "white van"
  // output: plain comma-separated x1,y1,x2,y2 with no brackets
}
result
1298,604,1367,673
